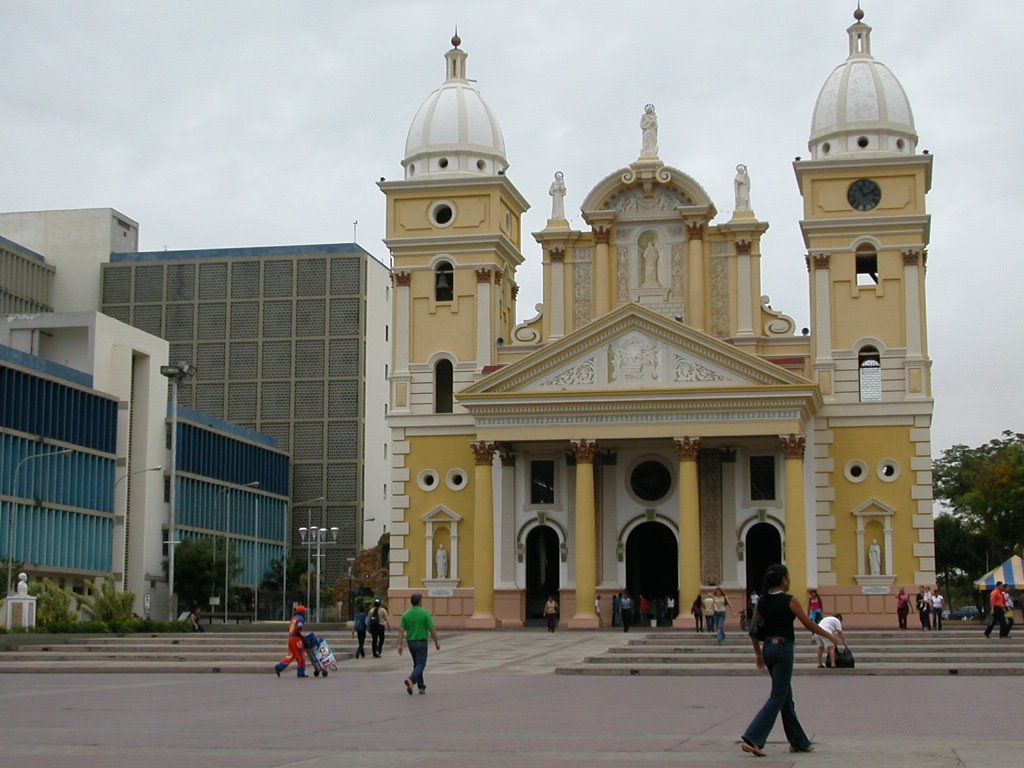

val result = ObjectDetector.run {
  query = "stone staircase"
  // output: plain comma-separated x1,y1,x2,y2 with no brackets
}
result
555,626,1024,676
0,630,354,674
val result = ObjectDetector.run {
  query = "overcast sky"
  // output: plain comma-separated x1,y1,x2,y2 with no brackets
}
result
1,1,1020,458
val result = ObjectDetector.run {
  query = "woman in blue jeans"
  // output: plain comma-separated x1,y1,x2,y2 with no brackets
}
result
740,565,840,757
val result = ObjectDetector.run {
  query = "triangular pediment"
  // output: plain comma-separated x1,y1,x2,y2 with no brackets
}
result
462,304,812,397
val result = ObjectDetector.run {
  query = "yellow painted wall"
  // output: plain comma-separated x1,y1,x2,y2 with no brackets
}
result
828,424,918,584
403,435,479,587
410,270,477,362
804,172,925,219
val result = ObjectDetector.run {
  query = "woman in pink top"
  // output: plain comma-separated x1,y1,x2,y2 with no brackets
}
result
895,588,911,629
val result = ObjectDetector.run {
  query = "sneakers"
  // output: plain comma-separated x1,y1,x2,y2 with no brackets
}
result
418,688,426,695
404,679,414,695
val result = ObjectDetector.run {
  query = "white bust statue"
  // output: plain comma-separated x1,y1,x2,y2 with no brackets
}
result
435,543,448,579
548,171,567,220
16,572,29,596
734,164,751,211
869,539,881,576
640,104,658,157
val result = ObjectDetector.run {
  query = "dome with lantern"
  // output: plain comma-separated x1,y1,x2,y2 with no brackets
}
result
808,9,917,160
403,35,508,180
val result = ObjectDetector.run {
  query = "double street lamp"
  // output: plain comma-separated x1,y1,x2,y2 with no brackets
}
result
113,465,163,592
298,523,339,623
160,360,196,620
5,448,73,596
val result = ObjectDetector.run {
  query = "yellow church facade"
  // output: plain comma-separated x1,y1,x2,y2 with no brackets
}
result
381,12,934,628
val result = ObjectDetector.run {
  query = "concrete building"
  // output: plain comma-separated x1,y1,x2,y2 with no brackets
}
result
384,13,935,627
0,235,54,315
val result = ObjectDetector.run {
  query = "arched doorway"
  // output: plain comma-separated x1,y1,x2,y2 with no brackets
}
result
625,521,678,625
525,526,560,620
745,522,782,598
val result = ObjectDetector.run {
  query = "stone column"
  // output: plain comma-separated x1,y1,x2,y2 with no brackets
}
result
685,222,705,330
468,440,498,628
781,434,808,604
735,240,755,336
674,437,701,627
549,249,566,338
569,439,599,628
475,268,493,366
593,226,612,317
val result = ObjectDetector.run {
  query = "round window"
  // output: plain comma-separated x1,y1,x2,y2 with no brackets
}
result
878,460,901,482
417,469,439,491
438,157,449,169
432,203,454,226
446,468,468,491
476,159,486,171
857,136,870,148
630,460,672,502
844,459,868,484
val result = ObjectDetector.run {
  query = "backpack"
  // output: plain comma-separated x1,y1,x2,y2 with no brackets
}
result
354,613,367,632
368,608,381,628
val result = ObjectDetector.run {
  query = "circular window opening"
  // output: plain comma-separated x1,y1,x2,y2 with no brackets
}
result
476,159,486,171
446,468,468,491
630,460,672,502
408,164,415,176
432,203,454,226
878,460,901,482
417,469,439,491
438,157,449,169
857,136,869,148
896,138,905,150
822,142,831,155
844,459,868,483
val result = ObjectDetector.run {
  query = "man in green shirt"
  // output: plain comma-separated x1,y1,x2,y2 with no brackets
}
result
397,593,441,695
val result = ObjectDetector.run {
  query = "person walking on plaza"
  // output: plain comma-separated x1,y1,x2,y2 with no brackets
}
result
691,593,704,632
275,605,308,678
931,588,944,631
740,564,840,757
985,581,1009,638
620,593,634,632
895,588,911,629
397,593,440,695
807,589,823,623
352,604,368,658
702,592,716,636
544,595,559,632
612,593,621,627
368,597,391,657
916,585,932,630
712,587,735,644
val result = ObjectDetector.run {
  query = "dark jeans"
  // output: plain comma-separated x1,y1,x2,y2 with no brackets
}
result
897,605,909,629
918,606,931,630
621,608,633,632
355,629,366,657
546,613,558,632
932,607,943,630
985,607,1008,638
371,625,386,656
742,639,811,751
407,639,429,691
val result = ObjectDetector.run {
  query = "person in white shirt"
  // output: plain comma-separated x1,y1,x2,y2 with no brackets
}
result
815,614,846,668
931,589,945,631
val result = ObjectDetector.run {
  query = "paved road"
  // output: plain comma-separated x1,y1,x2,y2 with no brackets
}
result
0,631,1019,767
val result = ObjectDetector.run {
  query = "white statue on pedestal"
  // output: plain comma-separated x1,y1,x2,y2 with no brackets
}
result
16,572,29,596
642,242,660,286
435,544,448,579
869,539,881,576
734,164,751,211
640,104,658,157
548,171,567,220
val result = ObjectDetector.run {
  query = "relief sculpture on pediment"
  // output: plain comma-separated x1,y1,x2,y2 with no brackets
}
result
674,355,727,383
609,332,662,384
608,187,693,218
541,357,597,388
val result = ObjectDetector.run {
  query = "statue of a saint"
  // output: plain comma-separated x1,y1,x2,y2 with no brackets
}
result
548,171,567,220
734,164,751,211
640,104,658,157
869,539,881,576
642,242,660,286
435,543,448,579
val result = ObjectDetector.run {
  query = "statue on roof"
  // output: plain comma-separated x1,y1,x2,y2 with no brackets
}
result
549,171,567,220
734,164,751,211
640,104,658,158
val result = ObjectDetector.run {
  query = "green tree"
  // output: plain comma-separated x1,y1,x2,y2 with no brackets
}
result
29,578,77,625
934,431,1024,559
169,537,242,611
78,576,136,623
934,512,987,606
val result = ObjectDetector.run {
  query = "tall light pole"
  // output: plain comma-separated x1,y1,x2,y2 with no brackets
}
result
113,465,162,591
287,496,324,620
5,448,72,595
225,481,259,623
160,361,196,621
253,493,260,622
299,524,339,623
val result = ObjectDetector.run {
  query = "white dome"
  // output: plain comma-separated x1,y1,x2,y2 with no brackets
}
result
809,13,917,160
403,37,508,179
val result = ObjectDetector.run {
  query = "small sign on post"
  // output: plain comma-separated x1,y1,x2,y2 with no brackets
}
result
143,592,152,617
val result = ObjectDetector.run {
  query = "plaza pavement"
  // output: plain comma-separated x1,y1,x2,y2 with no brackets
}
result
0,629,1019,767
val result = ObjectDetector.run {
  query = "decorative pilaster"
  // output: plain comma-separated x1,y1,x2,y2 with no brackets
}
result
593,225,612,317
569,439,599,628
468,440,498,628
674,437,701,626
780,434,808,604
685,221,705,330
549,247,566,338
735,240,754,336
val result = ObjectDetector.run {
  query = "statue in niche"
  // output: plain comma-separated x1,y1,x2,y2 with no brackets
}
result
869,539,881,576
435,543,448,579
734,164,751,211
642,242,661,287
640,104,658,157
548,171,567,220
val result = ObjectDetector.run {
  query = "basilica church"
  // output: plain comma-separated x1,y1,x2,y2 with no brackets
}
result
380,9,934,628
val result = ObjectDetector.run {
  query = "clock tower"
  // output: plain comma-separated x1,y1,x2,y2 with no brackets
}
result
795,9,935,589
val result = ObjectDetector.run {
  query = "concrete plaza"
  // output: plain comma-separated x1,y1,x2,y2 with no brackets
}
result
0,630,1019,767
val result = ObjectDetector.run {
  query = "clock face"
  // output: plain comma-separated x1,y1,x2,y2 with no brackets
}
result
847,179,881,211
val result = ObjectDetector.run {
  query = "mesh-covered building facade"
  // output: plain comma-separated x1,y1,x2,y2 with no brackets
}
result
100,244,391,585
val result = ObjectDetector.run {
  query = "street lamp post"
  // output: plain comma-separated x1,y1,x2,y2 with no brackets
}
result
5,448,73,595
286,496,325,620
224,481,259,623
299,524,339,623
113,465,162,592
160,361,196,621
